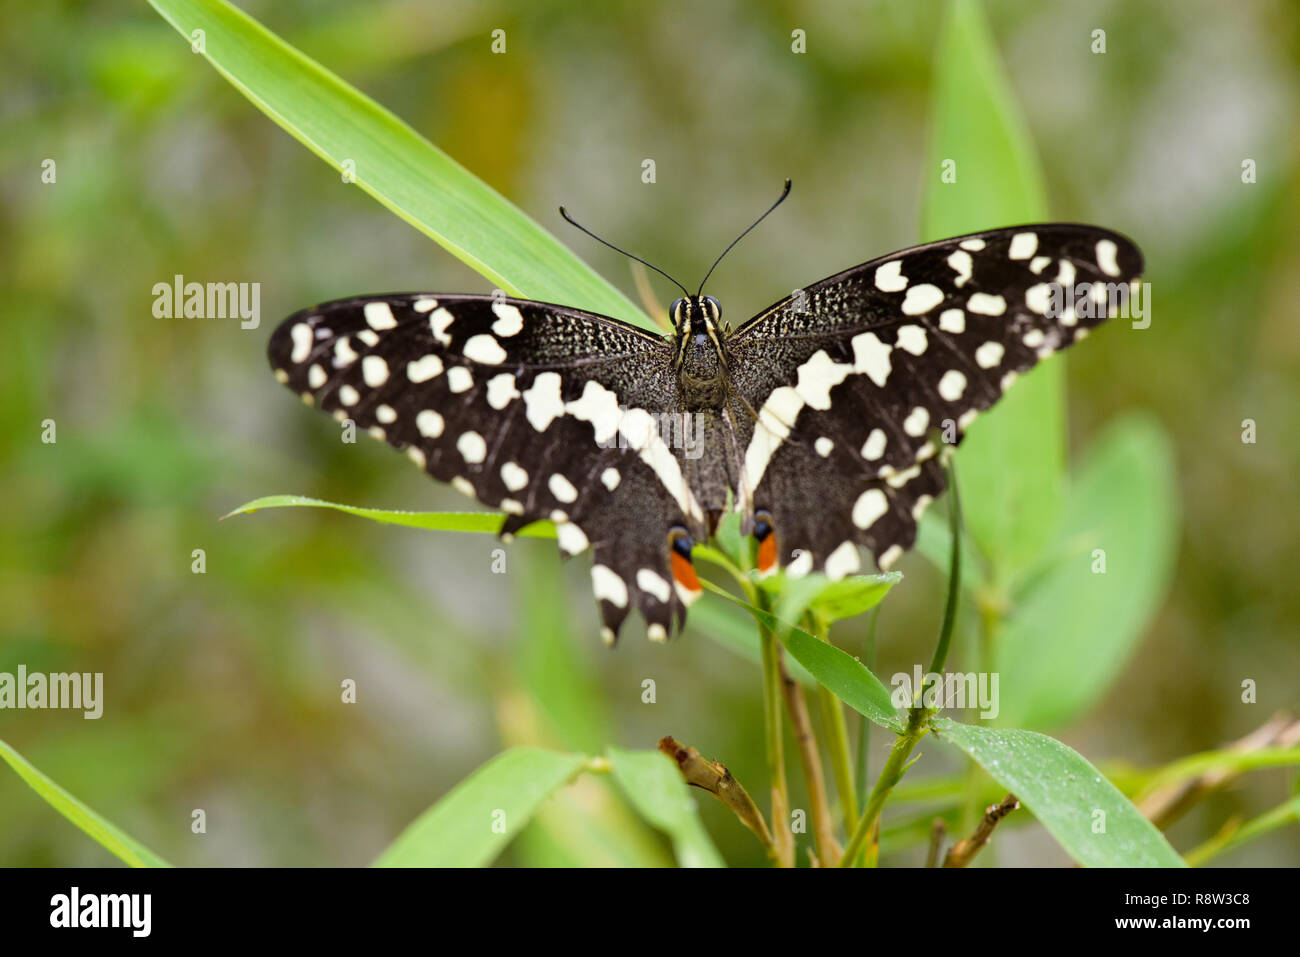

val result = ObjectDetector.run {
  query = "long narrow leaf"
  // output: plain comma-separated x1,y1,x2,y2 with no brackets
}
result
373,748,587,867
923,0,1062,574
0,739,171,868
932,720,1186,867
223,494,556,538
146,0,651,327
607,748,725,868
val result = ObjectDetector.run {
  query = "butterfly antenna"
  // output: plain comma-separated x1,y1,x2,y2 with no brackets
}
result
696,178,792,296
559,206,690,297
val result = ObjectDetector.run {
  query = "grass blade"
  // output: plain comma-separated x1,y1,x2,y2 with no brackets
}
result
0,739,171,868
146,0,651,328
222,494,556,538
606,748,725,868
372,747,587,867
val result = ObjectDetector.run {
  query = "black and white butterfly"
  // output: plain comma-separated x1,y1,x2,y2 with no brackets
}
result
268,183,1143,645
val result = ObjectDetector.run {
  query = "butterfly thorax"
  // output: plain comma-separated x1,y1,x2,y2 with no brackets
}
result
670,295,730,408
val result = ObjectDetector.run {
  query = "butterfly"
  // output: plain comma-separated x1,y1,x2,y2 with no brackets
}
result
268,181,1143,645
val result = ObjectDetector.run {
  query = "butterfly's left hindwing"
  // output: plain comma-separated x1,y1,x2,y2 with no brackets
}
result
268,294,697,643
728,224,1144,577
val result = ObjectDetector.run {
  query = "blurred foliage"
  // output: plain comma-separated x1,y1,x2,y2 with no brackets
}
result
1,0,1298,866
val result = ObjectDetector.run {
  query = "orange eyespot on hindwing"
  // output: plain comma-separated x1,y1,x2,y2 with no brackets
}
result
754,509,778,575
668,527,702,605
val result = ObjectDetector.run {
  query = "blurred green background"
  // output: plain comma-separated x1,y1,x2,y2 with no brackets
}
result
2,0,1298,866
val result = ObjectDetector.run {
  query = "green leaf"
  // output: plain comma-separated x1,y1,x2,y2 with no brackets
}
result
932,720,1186,867
373,747,587,867
0,738,171,868
923,0,1062,575
513,554,610,755
759,570,901,626
606,748,725,868
223,494,556,538
703,584,904,732
992,414,1179,728
145,0,650,328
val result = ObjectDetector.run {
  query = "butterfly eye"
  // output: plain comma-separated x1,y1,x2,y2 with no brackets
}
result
669,298,686,323
704,295,721,318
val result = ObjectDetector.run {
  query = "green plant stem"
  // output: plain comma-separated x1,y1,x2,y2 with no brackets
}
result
855,606,880,819
1184,796,1300,867
926,462,963,683
840,461,965,867
778,653,840,866
757,591,795,867
819,682,859,832
840,705,932,866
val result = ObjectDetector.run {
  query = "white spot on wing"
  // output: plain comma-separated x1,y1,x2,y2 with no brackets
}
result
967,293,1007,316
428,307,455,345
333,338,359,367
375,404,397,424
491,302,525,337
413,298,439,313
795,349,853,410
853,488,889,529
901,284,944,316
861,428,886,461
591,565,628,608
338,384,360,406
415,409,444,437
946,250,973,287
636,569,671,603
851,332,892,387
824,541,860,581
500,462,528,491
548,473,578,503
457,431,487,463
289,323,313,363
362,355,389,387
407,354,443,383
308,364,327,388
902,406,930,436
874,260,908,292
815,436,834,457
557,522,589,555
1025,284,1053,315
601,468,621,491
896,325,928,355
463,334,507,365
485,373,520,410
938,309,965,334
1096,239,1121,276
959,238,985,252
363,301,397,330
522,372,565,432
1008,232,1038,260
565,380,621,444
974,341,1005,368
938,369,967,401
447,366,474,393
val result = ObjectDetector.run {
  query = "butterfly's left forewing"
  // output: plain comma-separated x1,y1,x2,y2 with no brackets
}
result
268,294,696,643
727,224,1144,578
